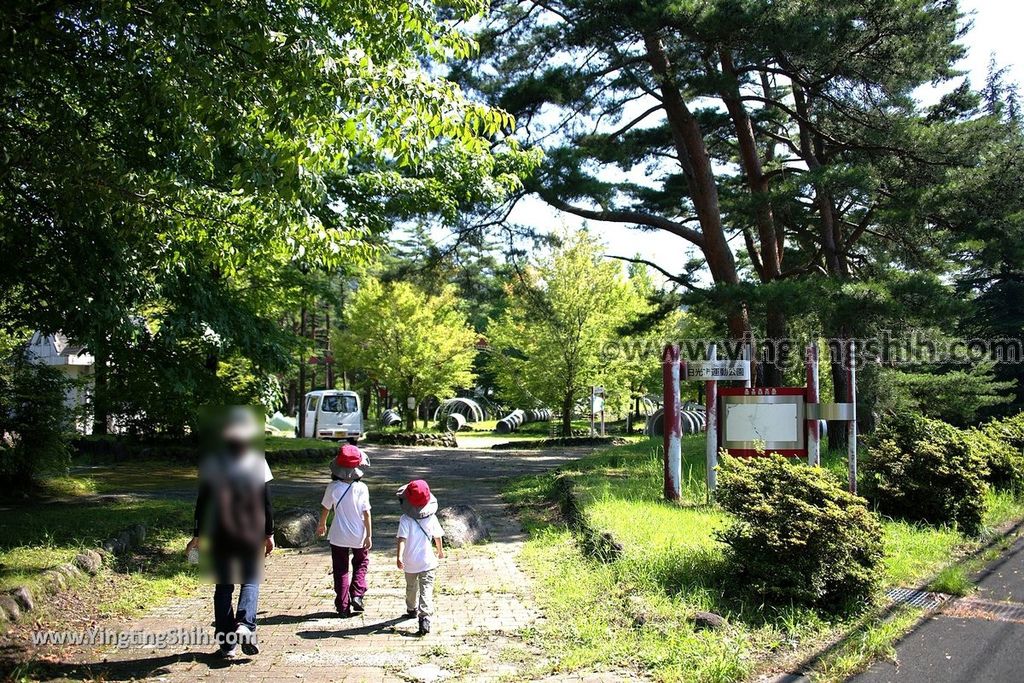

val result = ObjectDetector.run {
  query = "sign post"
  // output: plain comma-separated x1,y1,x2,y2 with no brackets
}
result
661,345,682,501
848,340,858,494
705,344,718,498
719,387,807,457
742,341,752,389
806,343,820,467
590,386,605,437
684,360,750,381
589,386,594,436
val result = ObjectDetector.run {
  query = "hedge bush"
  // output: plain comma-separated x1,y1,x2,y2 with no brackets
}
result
0,358,72,484
716,455,883,611
984,412,1024,448
980,413,1024,490
863,413,988,535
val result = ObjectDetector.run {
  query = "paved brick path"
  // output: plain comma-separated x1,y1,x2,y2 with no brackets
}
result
54,445,592,682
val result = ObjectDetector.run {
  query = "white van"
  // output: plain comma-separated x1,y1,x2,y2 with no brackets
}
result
300,390,363,440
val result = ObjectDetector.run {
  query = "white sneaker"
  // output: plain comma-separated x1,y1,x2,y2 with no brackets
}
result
236,624,259,656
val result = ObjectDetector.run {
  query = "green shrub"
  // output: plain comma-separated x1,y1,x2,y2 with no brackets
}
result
863,413,988,535
983,412,1024,448
969,425,1024,491
0,357,73,485
979,413,1024,490
716,455,883,612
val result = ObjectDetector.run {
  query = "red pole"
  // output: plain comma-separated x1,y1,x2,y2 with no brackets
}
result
662,344,681,501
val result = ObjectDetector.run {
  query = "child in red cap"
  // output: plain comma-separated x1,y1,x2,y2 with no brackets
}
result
396,479,445,635
316,443,372,617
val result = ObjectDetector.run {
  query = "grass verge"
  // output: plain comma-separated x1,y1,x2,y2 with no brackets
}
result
506,436,1024,682
0,494,197,606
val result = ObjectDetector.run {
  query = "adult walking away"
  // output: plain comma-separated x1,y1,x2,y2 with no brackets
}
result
185,406,275,659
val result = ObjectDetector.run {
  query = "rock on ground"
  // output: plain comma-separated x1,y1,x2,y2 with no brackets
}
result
43,570,66,592
692,610,727,631
436,505,490,548
0,595,21,621
403,662,452,683
10,586,33,612
75,550,102,575
128,523,147,545
275,508,319,547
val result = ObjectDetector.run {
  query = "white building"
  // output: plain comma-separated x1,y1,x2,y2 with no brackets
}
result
25,332,95,434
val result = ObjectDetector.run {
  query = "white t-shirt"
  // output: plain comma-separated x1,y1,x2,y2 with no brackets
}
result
397,514,444,574
321,480,371,548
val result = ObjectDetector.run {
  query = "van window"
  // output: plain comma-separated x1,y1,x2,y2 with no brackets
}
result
321,395,358,413
306,395,320,412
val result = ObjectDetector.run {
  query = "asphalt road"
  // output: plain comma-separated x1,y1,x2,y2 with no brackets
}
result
852,532,1024,683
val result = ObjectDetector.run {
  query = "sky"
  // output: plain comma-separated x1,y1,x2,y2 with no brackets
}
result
492,0,1024,281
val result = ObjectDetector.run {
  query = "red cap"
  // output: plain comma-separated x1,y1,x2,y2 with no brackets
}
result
405,479,431,507
336,444,362,469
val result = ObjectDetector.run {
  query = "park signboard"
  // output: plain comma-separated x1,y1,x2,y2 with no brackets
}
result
684,360,750,381
718,387,806,457
661,341,861,498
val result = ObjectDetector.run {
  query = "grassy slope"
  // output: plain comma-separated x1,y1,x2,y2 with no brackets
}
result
0,492,198,611
507,436,1024,683
0,463,320,615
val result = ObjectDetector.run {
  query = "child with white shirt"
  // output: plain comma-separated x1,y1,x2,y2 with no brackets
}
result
396,479,445,635
316,444,372,617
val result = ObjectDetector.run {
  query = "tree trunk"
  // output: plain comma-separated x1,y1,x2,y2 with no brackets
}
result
91,337,109,435
827,333,851,450
310,309,318,391
720,50,783,282
405,378,416,432
325,308,333,389
285,378,297,416
561,392,574,437
644,36,756,353
762,305,788,387
298,305,307,437
625,394,634,435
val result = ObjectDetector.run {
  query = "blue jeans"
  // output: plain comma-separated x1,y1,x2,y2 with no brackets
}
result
214,583,259,651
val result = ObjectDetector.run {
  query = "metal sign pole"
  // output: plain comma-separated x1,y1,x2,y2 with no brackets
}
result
848,340,858,494
705,343,718,497
806,342,820,467
662,344,682,501
742,342,752,389
589,386,595,437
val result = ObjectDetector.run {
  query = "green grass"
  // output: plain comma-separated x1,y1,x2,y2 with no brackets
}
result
880,519,963,587
926,565,974,596
506,435,1024,682
461,418,598,439
808,605,924,683
0,489,198,611
265,436,334,452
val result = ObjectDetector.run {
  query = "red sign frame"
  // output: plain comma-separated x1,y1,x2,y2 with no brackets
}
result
718,387,807,458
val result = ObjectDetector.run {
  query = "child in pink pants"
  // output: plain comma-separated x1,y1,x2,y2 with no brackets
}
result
317,444,372,617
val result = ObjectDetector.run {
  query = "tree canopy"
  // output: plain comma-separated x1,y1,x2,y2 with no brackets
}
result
1,0,534,433
485,230,638,435
459,0,993,389
336,278,478,431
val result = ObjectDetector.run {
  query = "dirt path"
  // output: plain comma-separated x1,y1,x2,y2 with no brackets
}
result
32,445,591,682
